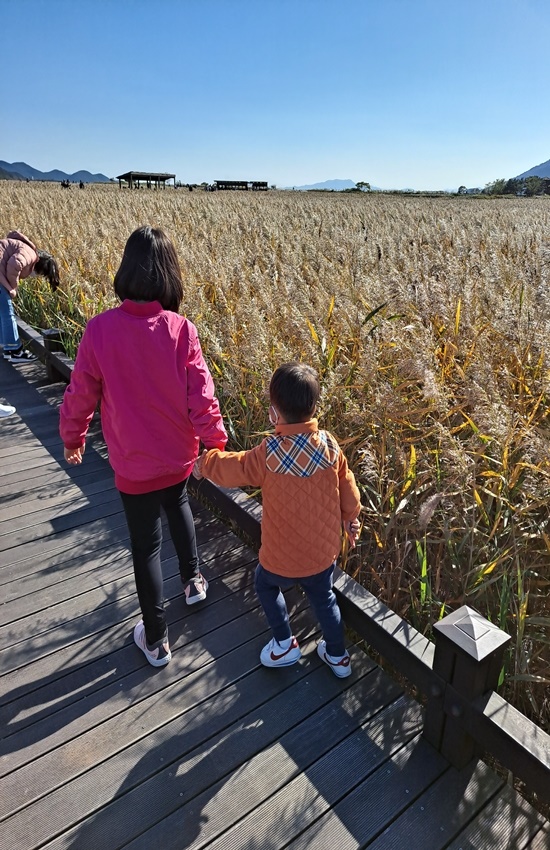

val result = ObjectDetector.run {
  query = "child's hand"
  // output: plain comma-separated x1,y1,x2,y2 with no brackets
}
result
344,518,361,548
64,445,85,465
192,449,207,479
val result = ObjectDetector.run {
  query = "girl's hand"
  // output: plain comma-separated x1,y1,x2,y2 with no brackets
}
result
64,445,85,465
344,518,361,548
192,450,207,479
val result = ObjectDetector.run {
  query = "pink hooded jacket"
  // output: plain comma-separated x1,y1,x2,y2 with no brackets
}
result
0,231,39,298
60,299,228,494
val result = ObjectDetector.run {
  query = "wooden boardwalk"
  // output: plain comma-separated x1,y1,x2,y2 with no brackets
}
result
1,356,548,850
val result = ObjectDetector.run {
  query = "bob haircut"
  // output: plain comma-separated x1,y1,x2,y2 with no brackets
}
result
269,362,320,424
113,226,184,312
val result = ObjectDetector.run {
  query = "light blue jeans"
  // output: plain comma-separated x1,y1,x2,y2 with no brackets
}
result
0,286,20,350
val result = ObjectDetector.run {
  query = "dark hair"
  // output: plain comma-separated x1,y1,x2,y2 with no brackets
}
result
113,226,183,312
269,362,320,423
34,251,60,292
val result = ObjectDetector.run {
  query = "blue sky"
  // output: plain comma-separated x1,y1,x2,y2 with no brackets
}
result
3,0,549,189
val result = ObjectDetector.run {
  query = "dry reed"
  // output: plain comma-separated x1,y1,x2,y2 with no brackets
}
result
1,182,548,729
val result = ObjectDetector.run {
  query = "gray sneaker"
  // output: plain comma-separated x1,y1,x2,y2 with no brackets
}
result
3,347,37,362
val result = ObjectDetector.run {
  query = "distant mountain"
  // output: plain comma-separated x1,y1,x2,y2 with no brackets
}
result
290,179,357,191
515,158,550,180
0,160,112,183
0,165,24,180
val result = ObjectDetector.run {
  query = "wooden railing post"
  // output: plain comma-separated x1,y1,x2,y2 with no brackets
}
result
423,605,511,768
42,328,66,383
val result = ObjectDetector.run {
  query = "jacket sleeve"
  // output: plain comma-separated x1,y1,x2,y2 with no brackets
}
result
6,250,26,292
201,442,266,488
337,450,362,522
59,327,102,449
186,324,228,450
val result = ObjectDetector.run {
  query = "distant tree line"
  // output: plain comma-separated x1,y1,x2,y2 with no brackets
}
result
481,176,550,196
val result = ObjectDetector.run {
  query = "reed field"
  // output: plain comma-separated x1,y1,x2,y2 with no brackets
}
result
2,181,549,729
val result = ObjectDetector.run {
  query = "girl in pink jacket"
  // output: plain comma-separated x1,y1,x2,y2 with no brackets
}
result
0,231,60,361
60,226,228,667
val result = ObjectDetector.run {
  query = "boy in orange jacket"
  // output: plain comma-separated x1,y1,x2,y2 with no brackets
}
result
194,362,362,677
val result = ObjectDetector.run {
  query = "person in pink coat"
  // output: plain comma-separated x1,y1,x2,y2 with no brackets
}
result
0,231,60,361
60,226,228,667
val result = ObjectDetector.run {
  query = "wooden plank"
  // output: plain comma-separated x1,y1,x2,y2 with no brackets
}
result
0,486,121,538
121,673,405,850
0,544,258,740
284,737,448,850
445,783,546,849
0,545,259,676
0,451,110,496
0,475,118,523
363,759,504,849
21,645,387,850
179,700,434,850
0,519,235,622
0,564,272,792
0,511,228,605
0,498,127,553
526,823,550,848
3,621,325,849
0,509,130,569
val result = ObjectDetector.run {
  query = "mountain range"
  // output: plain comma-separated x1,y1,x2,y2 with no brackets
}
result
0,160,112,183
515,158,550,179
289,179,357,191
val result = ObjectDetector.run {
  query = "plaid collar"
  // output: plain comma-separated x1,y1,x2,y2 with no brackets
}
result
266,429,338,477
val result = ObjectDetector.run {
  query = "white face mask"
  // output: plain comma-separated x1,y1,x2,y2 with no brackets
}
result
268,405,279,426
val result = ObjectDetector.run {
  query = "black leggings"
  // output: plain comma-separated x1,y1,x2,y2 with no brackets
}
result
120,479,199,644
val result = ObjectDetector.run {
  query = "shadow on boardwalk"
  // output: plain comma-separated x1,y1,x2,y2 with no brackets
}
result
1,358,547,850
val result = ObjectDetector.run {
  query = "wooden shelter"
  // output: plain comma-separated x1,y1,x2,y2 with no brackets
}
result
116,171,176,189
214,180,269,191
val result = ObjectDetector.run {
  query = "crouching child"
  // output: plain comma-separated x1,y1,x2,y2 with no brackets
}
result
194,362,362,677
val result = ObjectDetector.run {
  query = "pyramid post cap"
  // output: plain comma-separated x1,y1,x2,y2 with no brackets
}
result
434,605,511,661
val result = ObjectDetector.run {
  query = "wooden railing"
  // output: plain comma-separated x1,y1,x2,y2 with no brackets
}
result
16,319,550,806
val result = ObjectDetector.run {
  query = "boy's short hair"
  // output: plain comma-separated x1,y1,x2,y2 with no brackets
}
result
269,362,319,423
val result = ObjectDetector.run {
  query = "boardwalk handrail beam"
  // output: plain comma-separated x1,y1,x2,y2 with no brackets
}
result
16,317,550,806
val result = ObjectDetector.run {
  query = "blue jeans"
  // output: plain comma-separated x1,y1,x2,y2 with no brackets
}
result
254,562,346,657
0,286,20,350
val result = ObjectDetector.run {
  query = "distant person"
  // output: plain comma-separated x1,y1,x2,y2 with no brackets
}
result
0,231,60,362
60,226,228,668
79,180,84,189
0,401,16,418
194,362,362,678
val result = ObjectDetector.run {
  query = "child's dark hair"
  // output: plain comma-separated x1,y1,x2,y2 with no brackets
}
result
35,251,60,292
113,226,183,312
269,362,320,423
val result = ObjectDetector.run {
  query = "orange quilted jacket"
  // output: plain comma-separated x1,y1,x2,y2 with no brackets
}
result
200,419,362,577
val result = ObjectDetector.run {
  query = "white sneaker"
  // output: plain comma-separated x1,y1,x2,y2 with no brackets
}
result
0,403,16,418
133,620,171,667
260,636,301,667
317,640,352,678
